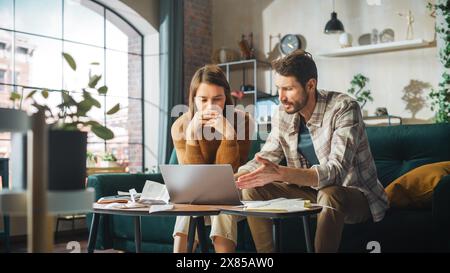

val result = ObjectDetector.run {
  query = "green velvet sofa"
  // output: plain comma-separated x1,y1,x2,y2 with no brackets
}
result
87,124,450,252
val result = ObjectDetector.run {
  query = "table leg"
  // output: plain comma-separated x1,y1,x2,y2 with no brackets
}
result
87,213,100,253
302,215,313,253
272,218,282,253
196,217,209,253
134,216,142,253
3,216,10,253
187,216,197,253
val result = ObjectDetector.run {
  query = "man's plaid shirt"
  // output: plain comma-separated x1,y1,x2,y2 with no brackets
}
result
239,89,389,222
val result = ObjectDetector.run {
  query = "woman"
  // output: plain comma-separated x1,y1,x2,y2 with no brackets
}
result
171,65,253,253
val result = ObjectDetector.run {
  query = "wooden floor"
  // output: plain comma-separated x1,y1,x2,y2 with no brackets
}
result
4,229,121,253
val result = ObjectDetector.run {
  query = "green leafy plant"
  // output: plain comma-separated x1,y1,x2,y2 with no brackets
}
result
347,73,373,109
9,52,120,140
86,151,99,167
87,151,98,162
102,152,117,162
427,1,450,123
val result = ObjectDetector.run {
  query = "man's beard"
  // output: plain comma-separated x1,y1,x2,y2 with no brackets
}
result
282,94,308,114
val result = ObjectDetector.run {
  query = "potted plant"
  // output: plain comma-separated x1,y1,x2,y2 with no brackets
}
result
100,152,119,168
427,1,450,123
86,151,98,168
347,73,373,111
9,53,120,191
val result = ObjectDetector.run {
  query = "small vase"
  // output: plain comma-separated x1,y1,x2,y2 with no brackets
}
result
339,33,353,48
219,47,227,63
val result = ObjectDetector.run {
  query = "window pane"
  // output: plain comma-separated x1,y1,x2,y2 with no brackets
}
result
0,0,13,30
15,0,62,38
63,41,104,92
15,33,62,90
64,0,104,47
0,30,13,95
106,143,142,173
106,97,142,144
105,50,141,99
106,10,142,55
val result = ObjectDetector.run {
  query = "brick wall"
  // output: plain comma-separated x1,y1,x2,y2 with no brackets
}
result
183,0,213,103
127,36,143,172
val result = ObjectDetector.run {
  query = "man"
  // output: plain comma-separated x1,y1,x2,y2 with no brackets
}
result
235,50,389,253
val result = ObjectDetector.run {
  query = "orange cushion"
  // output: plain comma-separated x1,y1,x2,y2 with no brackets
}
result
385,161,450,208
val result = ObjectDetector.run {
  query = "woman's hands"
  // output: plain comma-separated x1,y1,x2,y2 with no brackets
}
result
186,109,236,142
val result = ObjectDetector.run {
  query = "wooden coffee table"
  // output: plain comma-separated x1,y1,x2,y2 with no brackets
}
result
88,203,228,253
220,206,323,253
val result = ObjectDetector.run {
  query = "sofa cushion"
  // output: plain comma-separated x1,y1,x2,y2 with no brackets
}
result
385,161,450,208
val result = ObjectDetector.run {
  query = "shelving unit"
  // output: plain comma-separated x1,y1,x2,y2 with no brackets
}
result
318,39,436,57
217,59,276,133
363,115,402,126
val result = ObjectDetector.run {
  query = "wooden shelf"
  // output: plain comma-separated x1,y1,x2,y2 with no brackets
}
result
318,39,436,57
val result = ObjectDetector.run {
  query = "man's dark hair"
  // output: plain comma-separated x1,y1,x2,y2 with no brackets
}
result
272,49,318,88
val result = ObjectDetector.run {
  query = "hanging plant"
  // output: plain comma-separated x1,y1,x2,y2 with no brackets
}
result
427,1,450,123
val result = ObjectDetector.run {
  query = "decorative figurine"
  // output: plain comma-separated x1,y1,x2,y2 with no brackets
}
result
398,10,414,40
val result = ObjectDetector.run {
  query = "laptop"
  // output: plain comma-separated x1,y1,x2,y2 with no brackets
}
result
159,164,242,205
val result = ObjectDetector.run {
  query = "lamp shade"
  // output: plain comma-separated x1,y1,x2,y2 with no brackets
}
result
324,12,345,34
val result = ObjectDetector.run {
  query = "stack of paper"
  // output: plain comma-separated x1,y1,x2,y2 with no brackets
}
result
243,198,311,212
149,204,174,213
139,180,170,205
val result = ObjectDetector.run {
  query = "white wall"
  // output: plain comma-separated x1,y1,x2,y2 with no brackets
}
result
212,0,438,123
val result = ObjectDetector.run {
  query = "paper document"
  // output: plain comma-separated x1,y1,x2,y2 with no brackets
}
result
139,180,170,205
104,202,148,209
243,198,311,212
149,204,174,213
97,181,170,209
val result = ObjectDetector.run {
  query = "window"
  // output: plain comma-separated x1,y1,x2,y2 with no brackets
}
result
0,0,144,173
0,69,5,91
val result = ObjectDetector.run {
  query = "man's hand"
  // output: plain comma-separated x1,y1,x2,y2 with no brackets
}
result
233,171,249,181
236,155,284,189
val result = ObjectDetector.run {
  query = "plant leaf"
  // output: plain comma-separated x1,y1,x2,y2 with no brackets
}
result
62,52,77,71
106,103,120,115
84,120,101,127
88,75,102,88
9,92,21,101
90,97,101,108
98,86,108,95
91,124,114,140
26,90,37,99
77,100,93,116
42,89,49,99
62,92,77,106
